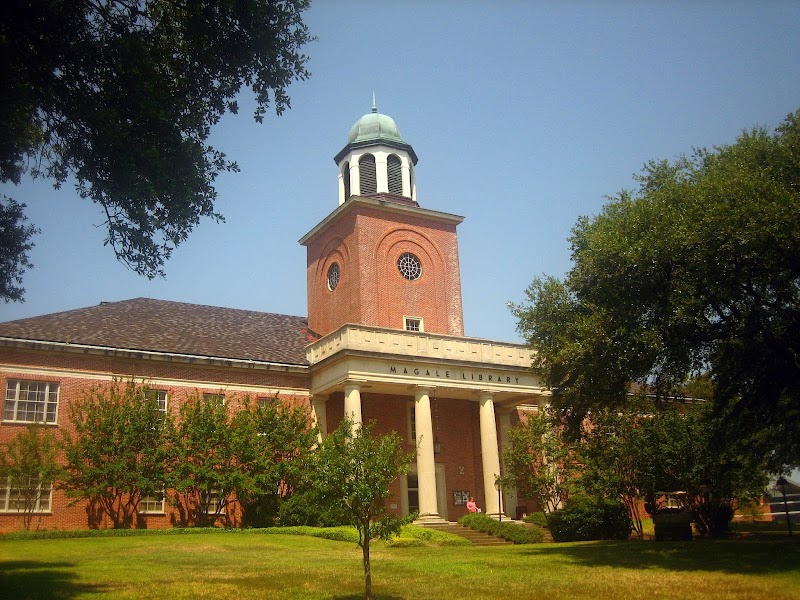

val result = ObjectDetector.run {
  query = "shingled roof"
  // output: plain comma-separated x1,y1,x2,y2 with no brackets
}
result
0,298,314,366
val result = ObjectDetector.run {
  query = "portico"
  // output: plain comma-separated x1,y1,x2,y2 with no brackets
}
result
307,324,548,522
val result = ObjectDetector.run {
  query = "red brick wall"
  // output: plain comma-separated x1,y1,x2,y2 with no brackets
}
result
0,347,311,532
306,202,464,337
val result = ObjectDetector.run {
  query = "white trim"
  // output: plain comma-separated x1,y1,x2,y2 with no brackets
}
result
0,366,310,398
403,316,424,332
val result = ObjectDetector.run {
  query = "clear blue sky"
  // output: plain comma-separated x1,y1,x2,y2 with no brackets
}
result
2,1,799,344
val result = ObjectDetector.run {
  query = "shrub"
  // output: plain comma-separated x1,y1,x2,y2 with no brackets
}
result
276,489,350,527
457,513,545,544
523,512,549,528
547,496,631,542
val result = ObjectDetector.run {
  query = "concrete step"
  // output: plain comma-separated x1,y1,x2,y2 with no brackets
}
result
420,523,513,546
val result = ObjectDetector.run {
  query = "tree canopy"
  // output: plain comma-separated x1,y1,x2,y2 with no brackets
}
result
0,0,313,300
512,108,800,469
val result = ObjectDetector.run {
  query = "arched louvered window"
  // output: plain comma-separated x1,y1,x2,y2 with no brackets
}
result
387,154,402,195
342,162,351,199
359,154,377,195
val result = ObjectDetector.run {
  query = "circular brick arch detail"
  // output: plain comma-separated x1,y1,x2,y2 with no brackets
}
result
374,228,449,332
315,236,351,284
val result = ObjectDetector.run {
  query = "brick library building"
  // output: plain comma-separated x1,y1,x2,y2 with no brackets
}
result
0,106,549,531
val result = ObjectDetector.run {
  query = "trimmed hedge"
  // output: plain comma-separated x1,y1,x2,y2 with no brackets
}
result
523,512,549,528
457,513,545,544
0,524,470,546
547,497,631,542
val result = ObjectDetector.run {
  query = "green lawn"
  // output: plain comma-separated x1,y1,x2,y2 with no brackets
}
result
1,529,799,600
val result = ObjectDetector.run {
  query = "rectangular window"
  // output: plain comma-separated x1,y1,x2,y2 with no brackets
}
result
404,317,423,332
205,490,225,514
203,393,225,406
144,389,168,415
4,380,59,424
139,491,165,514
0,477,52,512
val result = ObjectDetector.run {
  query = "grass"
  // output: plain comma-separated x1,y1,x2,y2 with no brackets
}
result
1,526,799,599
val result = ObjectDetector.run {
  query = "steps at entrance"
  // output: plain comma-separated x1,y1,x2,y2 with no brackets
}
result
420,523,513,546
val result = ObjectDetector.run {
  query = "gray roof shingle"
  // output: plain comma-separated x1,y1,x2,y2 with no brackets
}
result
0,298,314,366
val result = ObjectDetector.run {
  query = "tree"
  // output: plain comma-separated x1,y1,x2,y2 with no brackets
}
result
512,109,800,468
0,197,37,302
309,419,413,600
168,392,242,526
502,411,575,513
0,424,61,530
577,407,651,540
230,396,317,527
579,403,769,538
61,380,171,528
0,0,313,299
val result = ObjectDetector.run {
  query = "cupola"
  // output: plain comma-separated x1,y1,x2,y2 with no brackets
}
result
334,99,419,206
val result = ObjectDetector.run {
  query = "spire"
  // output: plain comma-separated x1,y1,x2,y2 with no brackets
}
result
371,92,377,113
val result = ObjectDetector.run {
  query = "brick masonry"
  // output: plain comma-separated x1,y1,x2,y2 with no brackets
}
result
305,200,464,337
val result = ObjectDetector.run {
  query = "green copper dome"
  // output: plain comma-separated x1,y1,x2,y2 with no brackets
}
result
347,109,405,145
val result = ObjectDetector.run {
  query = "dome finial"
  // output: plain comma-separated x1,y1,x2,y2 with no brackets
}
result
371,92,377,113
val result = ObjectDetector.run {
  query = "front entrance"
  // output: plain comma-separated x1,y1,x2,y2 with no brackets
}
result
402,464,447,520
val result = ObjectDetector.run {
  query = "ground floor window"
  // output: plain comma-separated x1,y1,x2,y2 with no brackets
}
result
139,492,166,514
0,477,52,512
205,490,225,514
407,475,419,514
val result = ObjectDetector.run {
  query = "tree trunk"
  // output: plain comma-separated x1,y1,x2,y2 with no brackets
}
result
362,533,372,600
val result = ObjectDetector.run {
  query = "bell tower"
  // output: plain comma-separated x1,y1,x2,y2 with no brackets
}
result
334,96,418,205
300,103,465,338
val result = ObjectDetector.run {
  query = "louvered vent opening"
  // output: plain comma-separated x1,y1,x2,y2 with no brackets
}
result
388,155,403,194
359,154,377,194
343,162,351,198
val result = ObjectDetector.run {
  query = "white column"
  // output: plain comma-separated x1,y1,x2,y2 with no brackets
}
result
479,391,506,519
375,151,388,194
350,155,361,197
343,381,362,433
401,157,411,198
311,394,328,444
497,408,517,519
415,386,441,521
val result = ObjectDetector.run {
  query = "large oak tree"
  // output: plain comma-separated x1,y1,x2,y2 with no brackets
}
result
513,109,800,469
0,0,313,300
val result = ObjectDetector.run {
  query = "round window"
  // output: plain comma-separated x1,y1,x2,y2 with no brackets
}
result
327,263,340,291
397,252,422,280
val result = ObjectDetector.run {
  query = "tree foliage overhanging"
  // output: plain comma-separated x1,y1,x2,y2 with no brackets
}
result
0,0,313,300
512,108,800,469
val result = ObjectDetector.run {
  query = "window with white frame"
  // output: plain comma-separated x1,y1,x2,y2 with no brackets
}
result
404,317,423,332
144,389,168,415
0,476,52,512
4,380,59,424
203,393,225,406
205,490,225,514
139,491,165,514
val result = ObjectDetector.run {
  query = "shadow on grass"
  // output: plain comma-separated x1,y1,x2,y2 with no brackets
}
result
1,560,113,599
517,540,800,575
330,596,404,600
